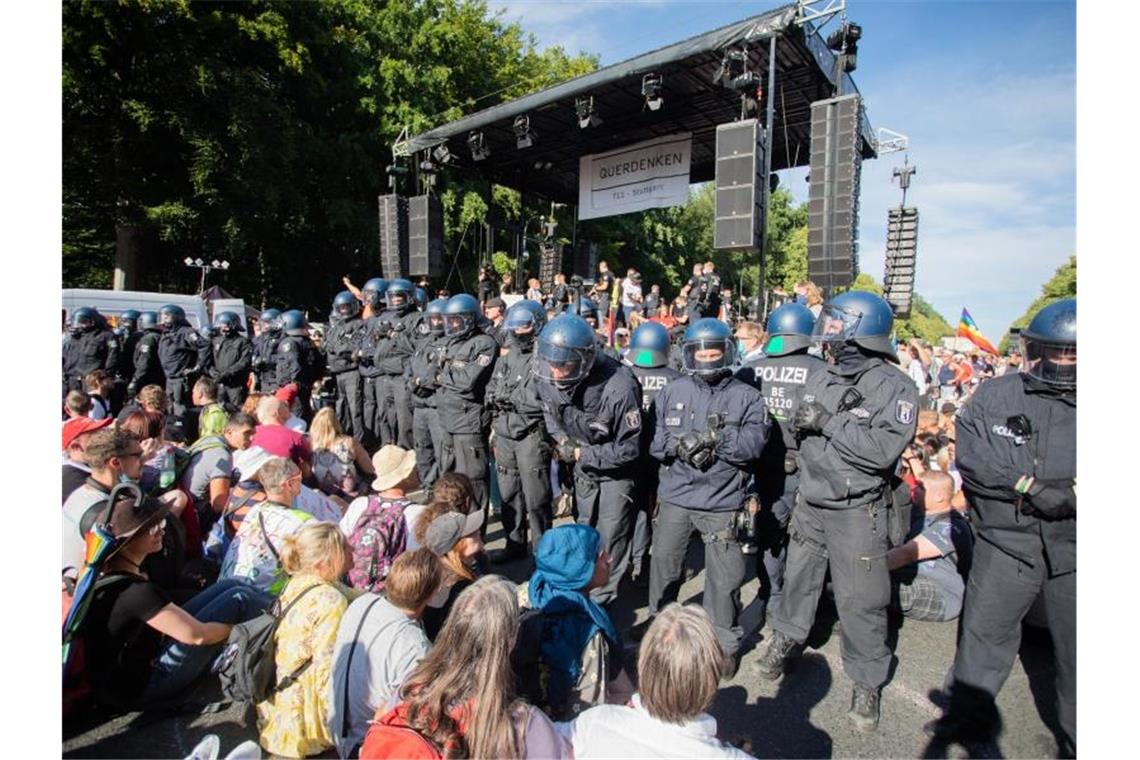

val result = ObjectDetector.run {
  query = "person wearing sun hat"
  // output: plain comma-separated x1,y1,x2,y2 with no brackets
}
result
338,445,419,538
82,488,272,708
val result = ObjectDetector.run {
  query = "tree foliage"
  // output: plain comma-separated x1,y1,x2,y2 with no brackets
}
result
999,255,1077,352
841,273,955,345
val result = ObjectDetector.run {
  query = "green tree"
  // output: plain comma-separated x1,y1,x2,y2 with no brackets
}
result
1000,255,1077,352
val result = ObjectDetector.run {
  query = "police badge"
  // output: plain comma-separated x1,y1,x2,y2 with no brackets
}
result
895,399,915,425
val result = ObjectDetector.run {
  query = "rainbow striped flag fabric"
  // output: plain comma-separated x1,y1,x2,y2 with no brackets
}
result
957,308,999,355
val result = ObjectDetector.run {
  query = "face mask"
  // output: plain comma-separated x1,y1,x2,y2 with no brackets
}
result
118,473,138,485
736,340,747,356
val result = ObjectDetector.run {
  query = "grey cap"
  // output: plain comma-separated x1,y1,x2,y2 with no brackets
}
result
424,510,485,556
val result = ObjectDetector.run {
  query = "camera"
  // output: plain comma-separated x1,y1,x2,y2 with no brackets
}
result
735,494,760,554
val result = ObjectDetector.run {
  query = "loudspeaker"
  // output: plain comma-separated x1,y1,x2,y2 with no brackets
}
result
807,94,863,294
713,118,765,250
539,243,564,292
572,239,597,282
378,194,408,280
883,206,919,317
408,195,444,279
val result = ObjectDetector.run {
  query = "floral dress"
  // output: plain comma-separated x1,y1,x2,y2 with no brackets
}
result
257,572,348,758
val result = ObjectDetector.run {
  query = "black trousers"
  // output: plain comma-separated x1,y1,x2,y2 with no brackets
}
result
380,375,414,449
771,498,892,689
217,383,246,414
361,375,385,447
495,429,553,550
947,537,1076,746
757,468,799,612
440,431,489,514
166,376,193,434
334,370,365,440
574,471,635,606
412,406,445,489
648,503,746,657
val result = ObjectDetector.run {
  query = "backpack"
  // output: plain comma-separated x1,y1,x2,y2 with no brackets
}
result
215,582,321,704
359,702,472,760
62,574,135,718
345,496,408,593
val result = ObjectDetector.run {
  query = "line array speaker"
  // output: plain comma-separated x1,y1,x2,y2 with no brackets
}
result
539,243,564,292
407,194,444,279
713,118,766,251
378,194,408,280
807,94,863,294
883,206,919,317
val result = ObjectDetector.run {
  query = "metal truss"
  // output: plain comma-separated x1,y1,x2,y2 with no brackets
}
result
874,127,909,155
796,0,846,27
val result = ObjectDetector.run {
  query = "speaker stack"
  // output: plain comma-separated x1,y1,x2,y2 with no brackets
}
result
378,194,408,280
407,194,444,279
883,207,919,317
713,118,766,251
539,243,564,292
807,94,863,294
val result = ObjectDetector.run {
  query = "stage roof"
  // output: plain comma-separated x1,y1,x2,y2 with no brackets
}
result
400,2,876,205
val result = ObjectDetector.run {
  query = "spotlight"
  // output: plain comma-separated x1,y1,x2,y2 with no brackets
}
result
713,48,759,92
514,114,536,149
194,258,204,267
184,257,193,266
575,96,602,129
641,73,663,111
419,159,437,173
467,131,490,161
826,21,862,72
432,144,452,165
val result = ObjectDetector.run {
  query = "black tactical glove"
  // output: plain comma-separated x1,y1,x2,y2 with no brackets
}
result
1020,479,1076,520
793,400,832,435
676,431,716,469
126,381,138,398
555,438,581,463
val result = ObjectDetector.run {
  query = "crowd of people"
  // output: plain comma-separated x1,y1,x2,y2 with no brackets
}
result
61,265,1076,758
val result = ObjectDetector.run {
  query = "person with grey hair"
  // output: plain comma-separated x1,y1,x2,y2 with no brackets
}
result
555,603,751,758
251,395,313,478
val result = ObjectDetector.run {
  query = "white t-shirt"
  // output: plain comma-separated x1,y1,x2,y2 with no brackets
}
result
403,503,429,550
621,279,643,308
908,358,928,395
62,483,110,577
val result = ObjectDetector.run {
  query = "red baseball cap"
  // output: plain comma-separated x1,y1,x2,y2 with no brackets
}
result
62,416,113,450
275,384,298,405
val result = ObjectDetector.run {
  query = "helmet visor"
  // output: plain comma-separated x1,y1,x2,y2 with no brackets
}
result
812,304,861,344
427,313,445,335
1020,336,1076,388
335,302,358,318
534,341,595,388
505,309,539,333
387,291,408,309
444,313,474,337
681,338,736,375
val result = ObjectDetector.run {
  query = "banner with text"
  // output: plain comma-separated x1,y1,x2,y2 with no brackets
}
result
578,132,692,220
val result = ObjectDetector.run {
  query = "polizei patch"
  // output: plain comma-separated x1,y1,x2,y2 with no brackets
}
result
895,399,915,425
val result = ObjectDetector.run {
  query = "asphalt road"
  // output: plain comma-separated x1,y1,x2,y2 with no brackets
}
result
64,515,1064,759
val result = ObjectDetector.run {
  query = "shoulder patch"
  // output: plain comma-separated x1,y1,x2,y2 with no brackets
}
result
281,342,292,353
139,344,150,353
477,354,491,367
895,399,916,425
625,410,641,430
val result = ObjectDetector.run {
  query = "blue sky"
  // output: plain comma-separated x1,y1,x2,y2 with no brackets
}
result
488,0,1076,340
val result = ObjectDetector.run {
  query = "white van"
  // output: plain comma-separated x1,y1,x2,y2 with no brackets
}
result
62,289,212,331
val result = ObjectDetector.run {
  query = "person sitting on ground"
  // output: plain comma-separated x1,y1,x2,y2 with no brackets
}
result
116,384,167,426
327,548,443,758
257,522,353,758
516,525,632,720
275,385,310,433
360,576,570,760
181,412,256,534
339,446,418,593
555,603,752,759
242,392,268,419
888,471,974,623
84,370,115,420
65,390,93,420
117,410,179,494
221,456,316,594
417,508,484,640
193,376,229,440
81,490,272,709
252,396,314,480
310,408,374,500
412,471,476,550
62,416,112,503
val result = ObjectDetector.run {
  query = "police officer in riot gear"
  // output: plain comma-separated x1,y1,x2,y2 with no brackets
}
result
128,311,164,397
625,321,681,583
324,291,367,439
534,313,643,606
275,309,322,423
413,287,429,311
565,297,615,358
360,277,389,319
925,299,1076,755
486,300,553,561
375,279,418,448
209,311,252,412
754,290,918,732
647,318,769,663
112,310,142,412
436,294,499,511
157,304,212,432
736,302,827,622
251,308,282,392
408,298,448,487
356,280,392,446
62,307,121,394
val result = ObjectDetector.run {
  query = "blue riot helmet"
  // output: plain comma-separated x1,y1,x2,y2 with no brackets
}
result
214,311,242,336
629,322,670,369
361,278,389,310
138,311,159,332
279,309,309,337
259,308,282,335
504,300,548,348
534,313,597,389
1020,298,1076,389
811,290,896,359
70,306,98,336
119,309,141,335
386,279,414,310
159,304,187,330
765,302,816,357
413,287,429,310
681,318,736,377
425,298,447,336
332,291,361,321
443,294,481,338
565,297,600,329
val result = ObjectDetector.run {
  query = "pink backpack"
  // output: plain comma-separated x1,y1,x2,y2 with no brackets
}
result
346,496,408,592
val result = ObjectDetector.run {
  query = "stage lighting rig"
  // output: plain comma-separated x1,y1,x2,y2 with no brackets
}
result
642,73,663,111
575,96,603,129
432,144,452,165
514,114,536,149
826,20,861,72
467,131,490,161
713,47,760,92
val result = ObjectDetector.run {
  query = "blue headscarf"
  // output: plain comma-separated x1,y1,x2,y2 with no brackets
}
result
526,525,620,701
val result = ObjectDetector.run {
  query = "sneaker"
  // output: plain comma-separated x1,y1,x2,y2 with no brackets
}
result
753,631,798,681
848,684,880,732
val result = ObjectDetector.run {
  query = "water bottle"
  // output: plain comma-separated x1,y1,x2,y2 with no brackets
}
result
157,448,176,490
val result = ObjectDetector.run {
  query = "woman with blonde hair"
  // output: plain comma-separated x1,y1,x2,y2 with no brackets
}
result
257,522,354,758
804,281,824,318
360,576,569,759
309,407,374,499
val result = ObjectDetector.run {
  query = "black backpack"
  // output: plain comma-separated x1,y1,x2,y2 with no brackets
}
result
215,583,320,703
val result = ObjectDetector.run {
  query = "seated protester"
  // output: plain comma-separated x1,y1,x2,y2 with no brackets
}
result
118,410,177,494
182,412,256,534
252,396,314,480
84,370,115,420
327,549,442,758
338,446,418,593
82,491,272,709
516,525,632,720
116,384,167,426
257,522,353,758
220,457,315,594
242,392,268,419
418,509,485,641
62,416,112,503
193,376,229,440
275,385,310,433
310,408,374,500
65,389,93,420
888,471,974,623
360,576,570,760
555,603,752,759
409,472,477,551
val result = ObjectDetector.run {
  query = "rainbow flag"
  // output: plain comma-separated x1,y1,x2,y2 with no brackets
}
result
957,308,999,355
